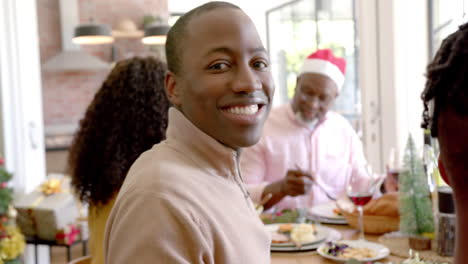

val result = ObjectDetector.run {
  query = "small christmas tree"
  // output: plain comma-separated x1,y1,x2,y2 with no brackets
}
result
399,135,435,237
0,158,25,264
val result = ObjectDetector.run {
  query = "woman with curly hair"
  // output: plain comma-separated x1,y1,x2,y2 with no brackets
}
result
421,22,468,264
68,56,170,264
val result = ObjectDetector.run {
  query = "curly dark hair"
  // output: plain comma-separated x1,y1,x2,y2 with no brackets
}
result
422,22,468,137
68,56,170,207
165,1,240,74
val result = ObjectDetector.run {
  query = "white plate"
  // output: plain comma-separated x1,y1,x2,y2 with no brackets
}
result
268,225,342,252
310,215,348,225
309,202,346,221
317,240,390,263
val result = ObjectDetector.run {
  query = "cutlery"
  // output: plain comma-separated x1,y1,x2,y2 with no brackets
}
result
295,164,336,201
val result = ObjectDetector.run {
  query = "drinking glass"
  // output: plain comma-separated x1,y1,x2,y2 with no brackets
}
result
295,195,309,223
386,147,401,192
347,163,378,240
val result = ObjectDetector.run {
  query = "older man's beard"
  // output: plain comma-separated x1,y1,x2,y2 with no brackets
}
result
295,111,319,130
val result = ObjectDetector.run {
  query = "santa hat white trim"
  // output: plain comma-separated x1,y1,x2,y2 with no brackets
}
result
298,59,345,90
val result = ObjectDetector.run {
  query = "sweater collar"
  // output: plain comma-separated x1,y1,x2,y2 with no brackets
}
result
165,107,238,180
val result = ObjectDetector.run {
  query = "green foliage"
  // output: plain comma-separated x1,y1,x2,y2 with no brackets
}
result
261,209,300,224
0,188,13,215
0,168,12,183
399,135,435,236
0,165,13,215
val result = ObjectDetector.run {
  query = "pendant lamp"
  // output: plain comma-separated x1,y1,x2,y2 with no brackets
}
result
142,23,170,45
73,23,114,45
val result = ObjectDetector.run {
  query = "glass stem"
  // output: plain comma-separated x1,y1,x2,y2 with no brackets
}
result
357,205,365,240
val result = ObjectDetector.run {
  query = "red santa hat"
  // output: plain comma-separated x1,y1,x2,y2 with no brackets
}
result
298,49,346,90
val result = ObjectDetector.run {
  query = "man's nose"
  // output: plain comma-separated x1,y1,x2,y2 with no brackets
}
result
311,98,320,108
304,97,319,109
232,65,262,93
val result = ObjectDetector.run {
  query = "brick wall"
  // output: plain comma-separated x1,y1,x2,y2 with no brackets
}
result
37,0,168,129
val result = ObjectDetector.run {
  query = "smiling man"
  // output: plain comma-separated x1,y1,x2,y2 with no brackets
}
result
104,2,274,264
241,49,368,210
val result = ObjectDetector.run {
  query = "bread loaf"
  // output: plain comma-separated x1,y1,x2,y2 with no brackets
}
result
363,192,399,217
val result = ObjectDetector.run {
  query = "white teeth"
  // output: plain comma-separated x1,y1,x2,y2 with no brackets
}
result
224,105,259,115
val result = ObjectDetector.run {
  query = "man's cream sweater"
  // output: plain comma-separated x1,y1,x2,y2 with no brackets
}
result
104,108,271,263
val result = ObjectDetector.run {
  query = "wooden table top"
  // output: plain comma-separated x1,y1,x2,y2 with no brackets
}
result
270,224,404,264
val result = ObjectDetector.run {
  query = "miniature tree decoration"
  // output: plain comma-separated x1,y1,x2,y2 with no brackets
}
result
399,135,435,237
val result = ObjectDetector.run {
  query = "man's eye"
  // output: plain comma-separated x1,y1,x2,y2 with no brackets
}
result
253,61,268,69
209,63,229,70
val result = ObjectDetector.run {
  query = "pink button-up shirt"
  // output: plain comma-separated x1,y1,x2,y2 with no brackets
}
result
240,103,367,210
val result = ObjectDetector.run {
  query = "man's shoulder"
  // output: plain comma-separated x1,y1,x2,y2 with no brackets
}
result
131,142,186,173
324,112,354,129
120,142,196,193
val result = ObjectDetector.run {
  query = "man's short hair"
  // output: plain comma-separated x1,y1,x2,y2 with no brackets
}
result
165,1,241,75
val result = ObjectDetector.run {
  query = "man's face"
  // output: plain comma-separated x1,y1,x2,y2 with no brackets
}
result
291,73,338,122
168,8,274,149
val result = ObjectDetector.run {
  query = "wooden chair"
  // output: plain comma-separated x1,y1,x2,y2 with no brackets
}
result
68,255,91,264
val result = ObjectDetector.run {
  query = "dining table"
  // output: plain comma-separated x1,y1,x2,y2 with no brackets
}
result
270,224,405,264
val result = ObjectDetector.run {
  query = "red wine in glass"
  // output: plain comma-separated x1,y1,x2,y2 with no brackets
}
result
348,193,373,206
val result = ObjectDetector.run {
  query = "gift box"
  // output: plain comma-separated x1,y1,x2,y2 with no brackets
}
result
13,175,80,241
55,223,81,245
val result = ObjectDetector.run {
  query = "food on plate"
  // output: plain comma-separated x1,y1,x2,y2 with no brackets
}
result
333,208,343,216
269,223,317,245
278,223,294,233
271,232,289,244
322,241,376,260
340,247,376,259
290,223,317,245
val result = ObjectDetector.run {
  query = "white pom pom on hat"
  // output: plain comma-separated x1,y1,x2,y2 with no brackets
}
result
298,49,346,90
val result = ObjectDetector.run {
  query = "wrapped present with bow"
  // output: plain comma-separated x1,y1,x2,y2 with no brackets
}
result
13,174,80,241
55,223,80,245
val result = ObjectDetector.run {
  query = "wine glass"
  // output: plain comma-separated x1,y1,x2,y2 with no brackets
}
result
347,163,378,240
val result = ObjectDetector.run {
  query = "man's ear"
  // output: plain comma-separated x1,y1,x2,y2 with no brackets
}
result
165,71,182,106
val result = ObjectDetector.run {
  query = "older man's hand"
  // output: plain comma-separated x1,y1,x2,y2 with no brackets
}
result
280,169,314,196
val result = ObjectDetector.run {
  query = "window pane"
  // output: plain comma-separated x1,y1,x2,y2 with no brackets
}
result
267,0,360,131
431,0,468,56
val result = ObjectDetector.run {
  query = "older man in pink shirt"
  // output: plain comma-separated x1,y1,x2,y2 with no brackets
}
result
241,49,368,211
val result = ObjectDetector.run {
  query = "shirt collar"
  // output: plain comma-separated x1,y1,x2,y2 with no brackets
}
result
165,107,238,180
